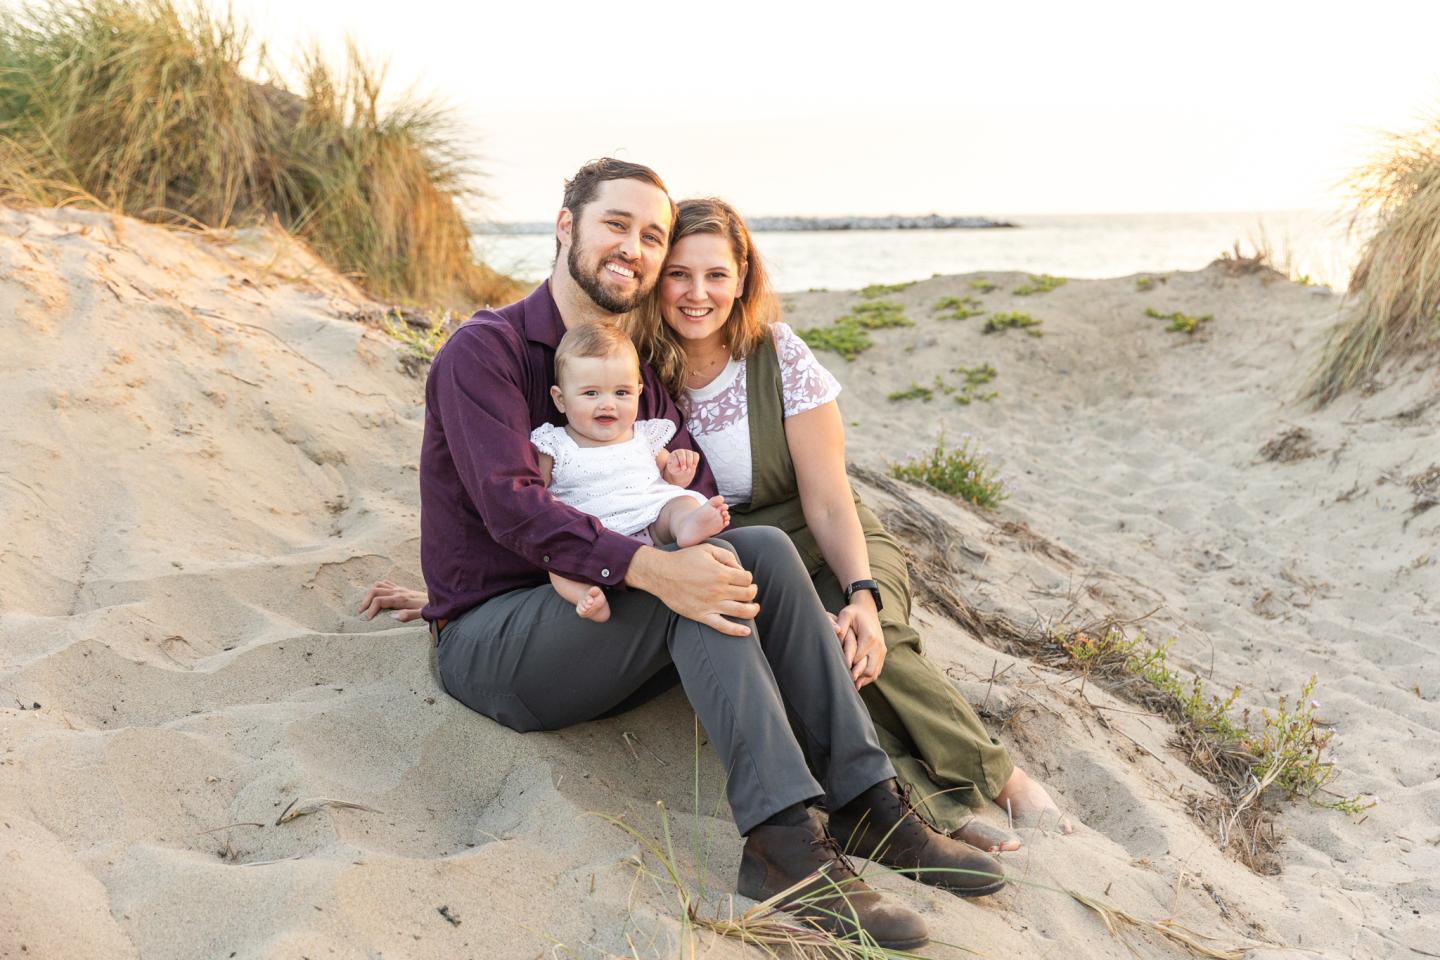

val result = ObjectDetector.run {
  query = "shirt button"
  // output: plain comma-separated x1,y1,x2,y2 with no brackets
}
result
601,568,610,578
542,554,551,563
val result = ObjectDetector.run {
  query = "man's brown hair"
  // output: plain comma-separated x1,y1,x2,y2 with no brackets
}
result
557,158,676,255
553,321,641,386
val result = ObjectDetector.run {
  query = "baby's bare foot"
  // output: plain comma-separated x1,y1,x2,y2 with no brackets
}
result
673,496,730,548
576,586,611,622
994,767,1074,834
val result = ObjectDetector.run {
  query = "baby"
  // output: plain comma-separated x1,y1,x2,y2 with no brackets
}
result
531,322,729,621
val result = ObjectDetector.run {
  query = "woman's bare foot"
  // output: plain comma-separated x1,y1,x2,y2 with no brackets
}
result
576,586,611,622
950,817,1021,853
673,496,730,547
993,767,1074,833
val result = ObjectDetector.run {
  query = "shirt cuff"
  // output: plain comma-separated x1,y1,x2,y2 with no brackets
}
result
585,528,645,587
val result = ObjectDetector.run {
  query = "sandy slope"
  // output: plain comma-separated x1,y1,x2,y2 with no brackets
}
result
1,208,1435,960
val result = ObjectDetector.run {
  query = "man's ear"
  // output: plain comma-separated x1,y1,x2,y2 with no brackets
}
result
556,208,573,253
549,384,566,413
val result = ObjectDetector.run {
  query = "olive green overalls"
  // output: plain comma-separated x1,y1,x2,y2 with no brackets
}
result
728,338,1014,832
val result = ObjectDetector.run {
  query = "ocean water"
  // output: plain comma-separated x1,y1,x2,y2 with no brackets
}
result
474,210,1362,294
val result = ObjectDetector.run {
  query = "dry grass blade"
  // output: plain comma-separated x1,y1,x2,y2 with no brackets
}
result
591,806,929,959
1067,889,1253,960
274,796,380,825
1308,112,1440,404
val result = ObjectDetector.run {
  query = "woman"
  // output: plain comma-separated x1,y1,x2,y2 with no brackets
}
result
364,198,1070,850
624,198,1069,849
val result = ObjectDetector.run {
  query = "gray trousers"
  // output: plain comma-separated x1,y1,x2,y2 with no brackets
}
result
436,526,895,835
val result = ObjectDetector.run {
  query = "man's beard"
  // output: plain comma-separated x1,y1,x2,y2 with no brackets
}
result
567,228,648,314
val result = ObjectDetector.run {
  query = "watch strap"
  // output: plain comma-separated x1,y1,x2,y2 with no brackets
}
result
843,578,884,613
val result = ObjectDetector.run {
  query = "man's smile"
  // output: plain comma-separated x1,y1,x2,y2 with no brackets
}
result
604,259,637,281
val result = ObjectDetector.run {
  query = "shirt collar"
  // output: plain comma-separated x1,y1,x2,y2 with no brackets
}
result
520,280,567,349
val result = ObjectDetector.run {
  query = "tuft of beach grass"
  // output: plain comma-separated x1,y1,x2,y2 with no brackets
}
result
0,0,521,311
1307,111,1440,404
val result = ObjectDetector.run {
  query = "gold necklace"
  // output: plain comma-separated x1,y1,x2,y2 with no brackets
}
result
686,346,730,388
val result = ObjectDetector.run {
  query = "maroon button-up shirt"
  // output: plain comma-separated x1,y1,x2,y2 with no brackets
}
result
419,281,715,623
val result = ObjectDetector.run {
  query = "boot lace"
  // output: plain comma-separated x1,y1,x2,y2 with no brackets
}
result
812,831,862,882
896,782,942,833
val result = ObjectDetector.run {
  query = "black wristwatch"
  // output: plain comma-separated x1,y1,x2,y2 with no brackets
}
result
844,579,883,612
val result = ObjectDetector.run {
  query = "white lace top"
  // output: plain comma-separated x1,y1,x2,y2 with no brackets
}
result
681,322,842,505
530,419,706,537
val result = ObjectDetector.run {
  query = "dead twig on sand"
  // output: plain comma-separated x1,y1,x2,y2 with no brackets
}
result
195,821,265,836
274,797,381,825
1068,888,1259,960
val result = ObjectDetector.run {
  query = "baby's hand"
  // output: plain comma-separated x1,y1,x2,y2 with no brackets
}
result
660,448,699,487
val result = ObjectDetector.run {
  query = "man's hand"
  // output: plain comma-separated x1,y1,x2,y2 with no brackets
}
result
658,448,699,488
626,544,759,636
358,579,427,622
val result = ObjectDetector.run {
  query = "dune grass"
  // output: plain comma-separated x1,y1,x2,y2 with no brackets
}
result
888,431,1009,507
1145,306,1213,335
933,295,984,320
0,0,519,310
983,311,1043,336
1307,112,1440,404
1012,273,1066,296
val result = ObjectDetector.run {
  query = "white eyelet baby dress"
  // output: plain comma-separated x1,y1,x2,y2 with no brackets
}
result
530,418,707,539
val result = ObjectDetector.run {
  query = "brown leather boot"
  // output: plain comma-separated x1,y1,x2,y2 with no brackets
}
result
737,809,929,950
827,780,1006,898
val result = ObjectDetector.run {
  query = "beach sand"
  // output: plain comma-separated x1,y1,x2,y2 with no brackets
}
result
2,207,1436,959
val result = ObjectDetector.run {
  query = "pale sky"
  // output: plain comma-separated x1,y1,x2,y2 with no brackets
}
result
229,0,1440,221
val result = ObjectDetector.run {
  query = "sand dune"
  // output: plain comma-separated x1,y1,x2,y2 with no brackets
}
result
2,208,1435,959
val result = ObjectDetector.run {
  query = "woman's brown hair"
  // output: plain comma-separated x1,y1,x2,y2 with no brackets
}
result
626,198,779,398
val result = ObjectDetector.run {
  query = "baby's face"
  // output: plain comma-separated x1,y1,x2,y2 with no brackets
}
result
552,352,643,445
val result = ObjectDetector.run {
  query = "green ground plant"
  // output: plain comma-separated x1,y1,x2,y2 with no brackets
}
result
797,320,872,361
0,0,520,311
888,432,1009,507
952,363,998,404
888,365,999,405
1040,623,1370,870
859,281,914,298
932,295,985,320
1307,112,1440,404
378,308,451,362
1145,306,1213,334
983,311,1043,336
1057,628,1363,808
967,278,998,293
1012,273,1067,296
798,301,913,360
1136,276,1155,291
886,382,935,402
849,300,912,328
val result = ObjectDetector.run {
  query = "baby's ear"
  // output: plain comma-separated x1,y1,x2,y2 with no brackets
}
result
549,384,565,412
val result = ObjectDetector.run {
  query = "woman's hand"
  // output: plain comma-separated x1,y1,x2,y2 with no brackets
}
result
834,600,886,690
358,579,427,622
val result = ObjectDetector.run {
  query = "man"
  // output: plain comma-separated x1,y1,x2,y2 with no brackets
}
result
417,158,1003,948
